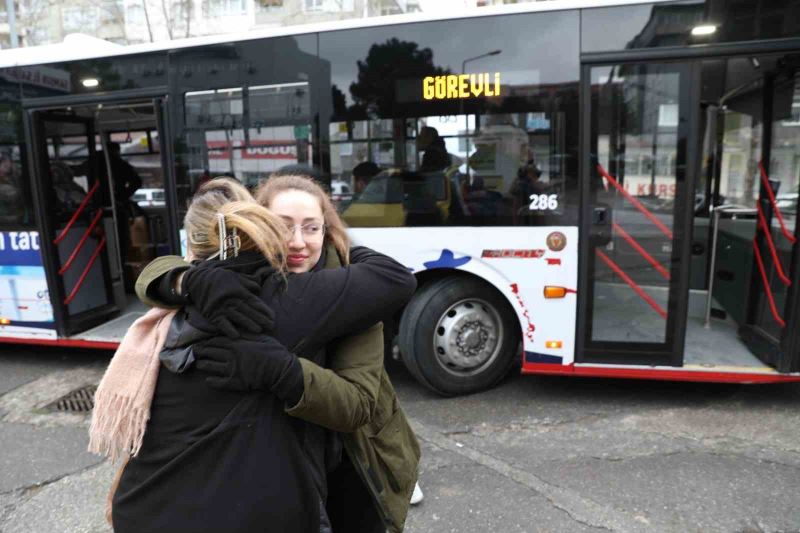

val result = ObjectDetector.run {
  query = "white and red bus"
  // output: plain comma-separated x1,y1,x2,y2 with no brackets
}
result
1,0,800,395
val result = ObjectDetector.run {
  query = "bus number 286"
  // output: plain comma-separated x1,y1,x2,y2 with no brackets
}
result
529,194,558,211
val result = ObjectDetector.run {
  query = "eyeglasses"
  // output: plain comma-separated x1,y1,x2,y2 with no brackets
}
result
284,222,325,239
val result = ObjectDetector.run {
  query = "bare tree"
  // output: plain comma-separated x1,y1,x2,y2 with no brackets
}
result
160,0,194,41
142,0,154,41
159,0,174,38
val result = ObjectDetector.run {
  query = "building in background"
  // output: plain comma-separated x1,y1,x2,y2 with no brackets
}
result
0,1,26,47
1,0,569,49
0,0,432,47
1,0,127,47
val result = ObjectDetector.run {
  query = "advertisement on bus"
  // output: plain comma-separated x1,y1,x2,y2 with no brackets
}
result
0,231,57,340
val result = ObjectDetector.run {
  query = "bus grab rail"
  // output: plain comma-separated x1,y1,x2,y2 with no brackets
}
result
596,249,668,319
752,240,786,328
53,181,101,245
705,205,787,329
758,161,796,245
611,222,670,281
594,164,670,317
747,162,798,328
597,164,673,240
63,236,106,306
58,208,104,275
756,203,791,287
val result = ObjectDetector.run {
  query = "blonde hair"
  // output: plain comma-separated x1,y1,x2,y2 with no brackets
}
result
195,177,253,203
255,174,351,265
184,177,288,272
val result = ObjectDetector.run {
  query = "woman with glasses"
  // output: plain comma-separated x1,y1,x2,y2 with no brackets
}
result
256,173,424,530
123,175,420,532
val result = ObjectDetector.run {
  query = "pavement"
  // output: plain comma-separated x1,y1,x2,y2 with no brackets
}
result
1,345,800,532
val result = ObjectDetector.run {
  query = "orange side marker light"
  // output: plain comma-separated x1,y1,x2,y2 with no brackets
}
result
545,340,562,349
543,286,567,299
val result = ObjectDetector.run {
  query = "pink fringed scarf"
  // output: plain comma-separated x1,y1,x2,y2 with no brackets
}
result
88,307,177,462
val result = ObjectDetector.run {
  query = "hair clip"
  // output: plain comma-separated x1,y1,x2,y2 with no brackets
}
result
217,214,227,260
217,213,240,260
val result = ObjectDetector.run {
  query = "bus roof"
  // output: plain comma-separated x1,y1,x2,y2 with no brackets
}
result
0,0,666,69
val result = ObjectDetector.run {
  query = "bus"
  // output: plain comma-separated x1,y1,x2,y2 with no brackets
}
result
1,0,800,396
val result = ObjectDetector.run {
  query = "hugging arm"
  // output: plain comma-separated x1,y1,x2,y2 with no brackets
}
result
195,322,384,433
194,335,304,406
276,248,405,430
283,246,416,346
138,247,411,432
285,322,384,432
135,256,274,337
134,255,189,309
135,247,415,345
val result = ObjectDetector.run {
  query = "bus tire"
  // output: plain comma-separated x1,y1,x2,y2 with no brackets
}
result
399,276,520,396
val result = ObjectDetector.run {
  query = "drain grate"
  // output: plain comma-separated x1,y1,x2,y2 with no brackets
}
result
45,384,97,413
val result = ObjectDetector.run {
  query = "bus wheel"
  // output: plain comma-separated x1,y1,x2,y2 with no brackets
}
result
399,276,519,396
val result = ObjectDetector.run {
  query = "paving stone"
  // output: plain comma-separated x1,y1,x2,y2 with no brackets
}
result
1,461,114,533
0,421,103,493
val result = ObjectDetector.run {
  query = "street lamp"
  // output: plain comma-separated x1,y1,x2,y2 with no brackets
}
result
460,50,501,180
461,49,502,77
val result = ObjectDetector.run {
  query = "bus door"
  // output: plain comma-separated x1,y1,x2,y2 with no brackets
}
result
28,111,121,336
737,59,800,372
580,61,696,366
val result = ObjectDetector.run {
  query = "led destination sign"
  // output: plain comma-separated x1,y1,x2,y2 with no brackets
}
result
422,72,501,100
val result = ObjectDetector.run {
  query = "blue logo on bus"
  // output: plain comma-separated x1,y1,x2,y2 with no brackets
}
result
423,249,471,269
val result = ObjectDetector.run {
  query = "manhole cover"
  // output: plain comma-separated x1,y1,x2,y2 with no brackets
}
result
44,385,97,413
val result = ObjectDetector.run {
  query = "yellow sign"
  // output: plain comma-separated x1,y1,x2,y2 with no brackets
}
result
423,73,501,100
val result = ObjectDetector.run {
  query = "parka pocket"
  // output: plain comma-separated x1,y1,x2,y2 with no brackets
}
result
369,408,420,493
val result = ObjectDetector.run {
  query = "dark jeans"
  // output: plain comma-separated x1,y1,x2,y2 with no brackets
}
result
327,454,385,533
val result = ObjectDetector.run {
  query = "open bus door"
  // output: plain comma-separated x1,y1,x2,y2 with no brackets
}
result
27,111,122,337
580,60,697,366
734,62,800,373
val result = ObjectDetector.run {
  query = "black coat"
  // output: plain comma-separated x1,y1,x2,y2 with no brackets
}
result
113,247,416,533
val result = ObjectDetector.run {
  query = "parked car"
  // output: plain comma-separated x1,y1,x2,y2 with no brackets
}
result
132,188,165,207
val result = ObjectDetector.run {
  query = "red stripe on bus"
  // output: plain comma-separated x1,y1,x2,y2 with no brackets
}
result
0,336,118,350
521,362,800,384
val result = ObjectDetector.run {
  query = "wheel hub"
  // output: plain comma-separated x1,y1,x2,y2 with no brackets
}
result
457,321,488,354
434,299,502,375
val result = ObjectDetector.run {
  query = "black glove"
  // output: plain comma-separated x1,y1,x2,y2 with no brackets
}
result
181,262,274,339
194,335,304,405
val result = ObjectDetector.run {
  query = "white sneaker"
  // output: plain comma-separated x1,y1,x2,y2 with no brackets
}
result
410,482,424,505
